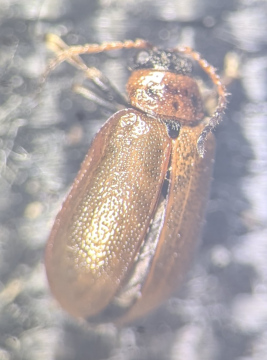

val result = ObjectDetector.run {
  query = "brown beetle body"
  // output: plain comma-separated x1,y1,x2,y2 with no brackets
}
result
45,37,227,325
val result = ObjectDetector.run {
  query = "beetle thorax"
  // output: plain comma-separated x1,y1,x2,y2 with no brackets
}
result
127,69,204,124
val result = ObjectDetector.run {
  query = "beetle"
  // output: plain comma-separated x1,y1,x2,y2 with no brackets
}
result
44,35,227,325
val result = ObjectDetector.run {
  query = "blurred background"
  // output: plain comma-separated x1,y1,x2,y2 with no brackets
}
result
0,0,267,359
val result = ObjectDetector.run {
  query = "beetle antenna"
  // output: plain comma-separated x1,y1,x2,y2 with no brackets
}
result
45,37,151,77
173,46,228,157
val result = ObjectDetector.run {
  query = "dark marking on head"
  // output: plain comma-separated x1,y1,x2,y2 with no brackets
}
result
172,101,179,111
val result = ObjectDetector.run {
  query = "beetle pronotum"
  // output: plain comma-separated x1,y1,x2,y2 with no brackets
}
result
45,35,227,325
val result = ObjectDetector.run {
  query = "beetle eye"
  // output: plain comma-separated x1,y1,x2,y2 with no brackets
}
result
135,50,151,66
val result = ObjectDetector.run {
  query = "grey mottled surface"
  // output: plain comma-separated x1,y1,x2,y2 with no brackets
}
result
0,0,267,359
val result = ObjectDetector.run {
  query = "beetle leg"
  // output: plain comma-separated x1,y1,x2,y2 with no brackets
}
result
174,46,228,156
45,34,130,107
73,84,122,112
46,33,89,71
